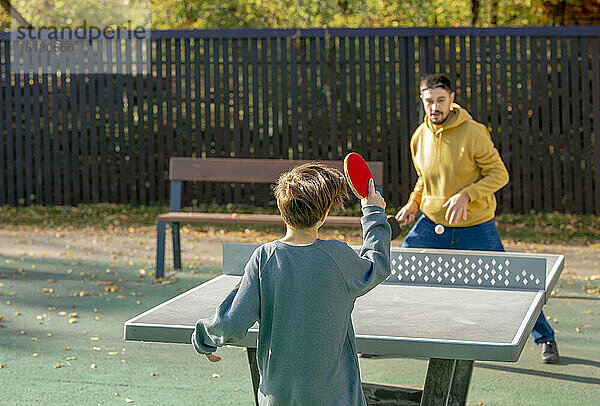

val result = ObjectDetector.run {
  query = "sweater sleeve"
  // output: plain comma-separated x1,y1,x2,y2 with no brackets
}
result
335,205,391,299
192,248,261,354
408,176,424,206
462,128,509,201
408,131,424,206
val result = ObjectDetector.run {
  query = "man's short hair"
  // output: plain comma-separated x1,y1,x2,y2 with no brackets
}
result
420,73,453,94
274,162,348,229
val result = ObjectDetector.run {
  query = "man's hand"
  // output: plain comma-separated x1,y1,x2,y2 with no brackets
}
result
395,200,419,225
205,353,221,362
442,190,470,224
361,178,386,209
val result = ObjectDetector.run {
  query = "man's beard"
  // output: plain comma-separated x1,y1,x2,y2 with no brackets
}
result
429,111,449,125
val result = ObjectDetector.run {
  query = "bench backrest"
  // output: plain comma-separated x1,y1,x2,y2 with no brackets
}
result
168,157,384,211
170,157,384,184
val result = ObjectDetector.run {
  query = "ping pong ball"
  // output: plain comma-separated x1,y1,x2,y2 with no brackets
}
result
434,224,445,235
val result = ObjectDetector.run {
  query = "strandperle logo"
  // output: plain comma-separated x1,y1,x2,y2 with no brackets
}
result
10,0,151,74
15,22,148,45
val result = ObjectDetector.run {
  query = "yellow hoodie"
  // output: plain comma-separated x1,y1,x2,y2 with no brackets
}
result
408,104,509,227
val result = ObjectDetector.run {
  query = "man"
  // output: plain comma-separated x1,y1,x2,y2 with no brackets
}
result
395,73,559,364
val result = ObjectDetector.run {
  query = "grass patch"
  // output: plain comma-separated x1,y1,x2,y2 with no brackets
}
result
1,204,599,245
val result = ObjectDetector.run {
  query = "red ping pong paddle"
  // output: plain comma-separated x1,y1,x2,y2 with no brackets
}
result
344,152,374,199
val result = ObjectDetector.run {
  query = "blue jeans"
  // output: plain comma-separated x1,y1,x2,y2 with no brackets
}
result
401,214,555,344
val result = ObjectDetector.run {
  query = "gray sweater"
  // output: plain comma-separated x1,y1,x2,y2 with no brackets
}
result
192,206,391,405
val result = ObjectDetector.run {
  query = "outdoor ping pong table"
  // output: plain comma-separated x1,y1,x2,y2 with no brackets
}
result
124,243,564,406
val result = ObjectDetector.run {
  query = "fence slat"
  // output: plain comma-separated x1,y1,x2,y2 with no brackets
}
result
388,36,399,207
591,38,600,214
79,47,90,203
529,37,542,211
223,38,232,204
146,38,156,204
5,44,15,205
539,38,552,212
358,37,368,157
24,71,34,205
0,43,5,205
299,39,309,160
136,39,146,205
520,36,531,212
329,37,338,160
569,37,583,214
156,39,166,204
499,36,510,210
348,38,358,153
580,38,593,215
89,70,99,203
106,43,117,203
509,36,522,212
560,38,573,212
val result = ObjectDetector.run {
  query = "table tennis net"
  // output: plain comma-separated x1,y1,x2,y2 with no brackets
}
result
222,244,548,291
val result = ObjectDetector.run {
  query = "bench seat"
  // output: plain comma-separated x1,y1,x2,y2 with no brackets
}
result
156,212,361,227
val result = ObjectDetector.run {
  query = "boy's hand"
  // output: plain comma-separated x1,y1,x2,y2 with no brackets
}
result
361,178,386,209
205,353,221,362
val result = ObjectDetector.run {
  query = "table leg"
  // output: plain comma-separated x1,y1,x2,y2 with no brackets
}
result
448,360,474,406
246,347,260,406
420,358,473,406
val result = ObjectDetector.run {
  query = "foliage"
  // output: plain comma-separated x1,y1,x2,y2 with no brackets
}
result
1,0,598,30
1,204,599,245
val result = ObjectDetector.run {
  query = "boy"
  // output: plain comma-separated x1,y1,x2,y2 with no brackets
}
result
192,162,391,405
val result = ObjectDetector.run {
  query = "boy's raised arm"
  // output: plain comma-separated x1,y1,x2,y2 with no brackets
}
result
336,180,391,298
192,248,261,358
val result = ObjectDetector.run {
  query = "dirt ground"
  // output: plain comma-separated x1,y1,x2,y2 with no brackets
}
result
1,225,598,277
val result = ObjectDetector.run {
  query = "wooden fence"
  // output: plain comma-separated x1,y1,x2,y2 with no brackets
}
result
1,27,599,213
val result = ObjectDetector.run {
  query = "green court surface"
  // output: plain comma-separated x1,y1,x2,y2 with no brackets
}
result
1,256,599,405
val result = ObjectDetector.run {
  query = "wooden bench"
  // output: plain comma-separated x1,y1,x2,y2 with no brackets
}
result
155,157,384,278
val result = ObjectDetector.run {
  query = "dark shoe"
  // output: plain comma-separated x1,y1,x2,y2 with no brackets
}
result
541,340,559,364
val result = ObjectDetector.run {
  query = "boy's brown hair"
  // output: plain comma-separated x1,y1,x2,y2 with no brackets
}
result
274,163,348,229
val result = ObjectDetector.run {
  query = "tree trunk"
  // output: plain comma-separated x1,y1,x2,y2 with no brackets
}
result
471,0,480,26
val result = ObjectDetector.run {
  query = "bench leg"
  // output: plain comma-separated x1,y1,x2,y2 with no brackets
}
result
246,347,260,406
171,222,181,271
156,221,166,279
420,358,473,406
